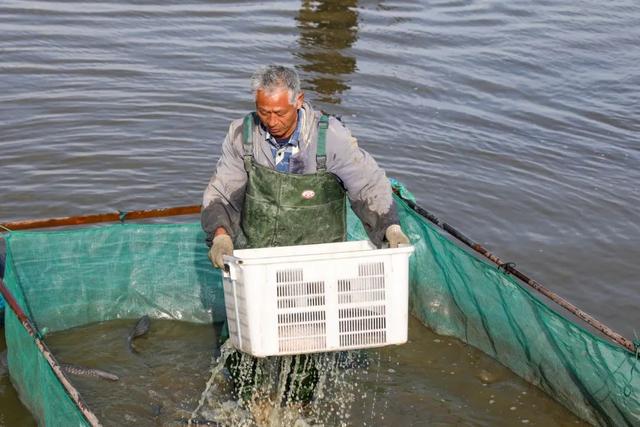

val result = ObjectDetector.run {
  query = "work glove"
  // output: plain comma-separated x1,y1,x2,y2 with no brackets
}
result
208,234,234,269
385,224,410,248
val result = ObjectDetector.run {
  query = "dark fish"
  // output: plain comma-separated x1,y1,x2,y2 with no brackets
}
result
61,363,119,381
127,315,151,353
151,402,163,417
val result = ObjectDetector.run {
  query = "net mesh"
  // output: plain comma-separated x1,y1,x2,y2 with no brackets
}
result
2,193,639,426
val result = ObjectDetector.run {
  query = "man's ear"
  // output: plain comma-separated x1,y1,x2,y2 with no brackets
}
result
295,91,304,109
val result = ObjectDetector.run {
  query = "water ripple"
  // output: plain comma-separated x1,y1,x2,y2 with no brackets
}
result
0,0,639,340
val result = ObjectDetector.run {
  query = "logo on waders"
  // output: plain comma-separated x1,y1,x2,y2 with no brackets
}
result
301,190,316,200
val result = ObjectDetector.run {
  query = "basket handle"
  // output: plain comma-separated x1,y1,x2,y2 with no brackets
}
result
222,255,238,280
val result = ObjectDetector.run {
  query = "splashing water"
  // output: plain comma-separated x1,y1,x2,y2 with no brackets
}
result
42,317,586,426
190,342,381,426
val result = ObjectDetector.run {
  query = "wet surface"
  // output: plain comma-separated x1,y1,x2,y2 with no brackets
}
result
350,317,588,426
42,317,585,426
45,318,216,427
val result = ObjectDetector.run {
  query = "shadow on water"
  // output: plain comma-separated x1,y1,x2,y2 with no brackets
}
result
295,0,359,104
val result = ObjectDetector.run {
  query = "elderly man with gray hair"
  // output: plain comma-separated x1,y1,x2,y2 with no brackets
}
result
201,65,409,268
201,64,410,404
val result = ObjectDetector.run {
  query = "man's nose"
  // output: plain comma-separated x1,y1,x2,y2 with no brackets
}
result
266,114,277,127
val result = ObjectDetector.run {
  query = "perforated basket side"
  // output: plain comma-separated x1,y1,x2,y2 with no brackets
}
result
274,266,328,354
224,243,413,357
336,258,389,349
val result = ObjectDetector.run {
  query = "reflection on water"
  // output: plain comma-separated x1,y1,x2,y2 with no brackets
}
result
295,0,359,104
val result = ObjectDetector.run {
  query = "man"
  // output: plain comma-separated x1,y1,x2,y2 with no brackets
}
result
201,65,410,404
201,65,409,266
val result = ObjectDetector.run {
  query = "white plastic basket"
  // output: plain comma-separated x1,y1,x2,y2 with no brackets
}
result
222,240,414,357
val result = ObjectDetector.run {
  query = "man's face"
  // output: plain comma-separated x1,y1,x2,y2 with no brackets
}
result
255,87,303,139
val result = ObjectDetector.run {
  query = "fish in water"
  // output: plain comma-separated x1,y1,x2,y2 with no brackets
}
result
127,315,151,353
151,402,163,418
61,363,119,381
4,349,119,382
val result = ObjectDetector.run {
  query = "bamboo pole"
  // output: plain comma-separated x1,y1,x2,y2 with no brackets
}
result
0,205,200,232
0,279,102,426
401,197,636,354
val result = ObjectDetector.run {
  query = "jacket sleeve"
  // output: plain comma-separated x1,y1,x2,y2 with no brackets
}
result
201,121,247,247
325,118,399,247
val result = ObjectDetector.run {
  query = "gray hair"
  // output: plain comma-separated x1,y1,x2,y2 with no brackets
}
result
251,65,301,104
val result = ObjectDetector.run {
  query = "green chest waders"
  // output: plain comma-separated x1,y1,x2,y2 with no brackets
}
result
227,113,347,405
240,113,347,249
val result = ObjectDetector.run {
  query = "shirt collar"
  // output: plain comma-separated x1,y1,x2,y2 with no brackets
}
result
264,109,302,148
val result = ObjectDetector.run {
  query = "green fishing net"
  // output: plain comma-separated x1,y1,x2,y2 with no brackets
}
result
2,193,638,425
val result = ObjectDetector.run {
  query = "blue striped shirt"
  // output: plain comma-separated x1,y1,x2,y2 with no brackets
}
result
265,110,302,173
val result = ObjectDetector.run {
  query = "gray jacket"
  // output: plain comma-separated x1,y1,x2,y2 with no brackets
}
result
201,102,398,247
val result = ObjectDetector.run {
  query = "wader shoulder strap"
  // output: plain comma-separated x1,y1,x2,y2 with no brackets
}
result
242,113,255,171
317,114,329,171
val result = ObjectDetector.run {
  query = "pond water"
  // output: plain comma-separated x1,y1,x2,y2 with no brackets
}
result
1,0,638,424
39,317,586,426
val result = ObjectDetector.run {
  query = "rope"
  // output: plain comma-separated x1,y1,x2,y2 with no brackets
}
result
0,224,13,233
497,262,516,273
